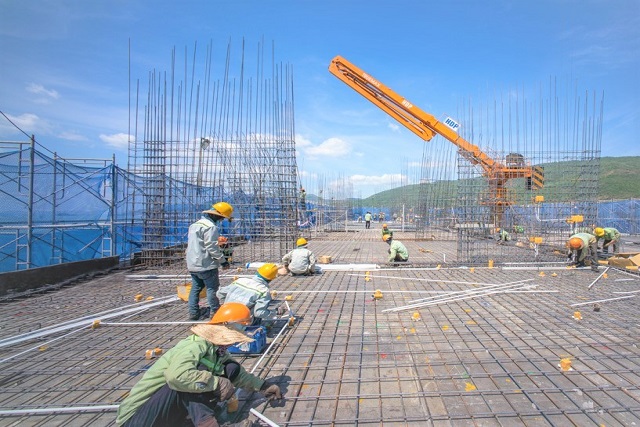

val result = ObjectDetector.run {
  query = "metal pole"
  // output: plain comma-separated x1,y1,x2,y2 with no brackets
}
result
111,154,117,257
26,135,35,269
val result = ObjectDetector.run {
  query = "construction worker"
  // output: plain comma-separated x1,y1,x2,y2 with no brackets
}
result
116,304,283,427
186,202,233,321
512,225,524,234
218,236,233,268
594,226,621,254
364,211,372,229
299,187,306,210
567,233,599,271
381,223,393,239
383,234,409,263
496,227,510,244
282,237,320,275
216,264,286,323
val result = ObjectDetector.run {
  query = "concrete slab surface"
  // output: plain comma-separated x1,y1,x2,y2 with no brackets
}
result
1,232,639,426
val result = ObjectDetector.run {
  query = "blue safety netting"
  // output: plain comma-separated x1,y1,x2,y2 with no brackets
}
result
1,147,639,273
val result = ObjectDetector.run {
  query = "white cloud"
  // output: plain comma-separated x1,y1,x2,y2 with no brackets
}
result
298,169,317,179
58,131,87,142
99,133,133,150
302,137,351,157
388,122,400,132
0,112,53,135
26,83,59,99
349,173,406,186
295,135,313,148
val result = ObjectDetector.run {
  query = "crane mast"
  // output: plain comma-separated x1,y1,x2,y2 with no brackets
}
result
328,55,542,226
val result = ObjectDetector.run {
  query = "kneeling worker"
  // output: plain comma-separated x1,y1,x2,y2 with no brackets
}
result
383,234,409,263
116,303,282,427
282,238,320,276
216,263,286,323
567,233,599,272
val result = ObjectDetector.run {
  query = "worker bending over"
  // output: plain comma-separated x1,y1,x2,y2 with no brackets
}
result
594,227,621,254
567,233,599,272
216,264,286,323
282,238,321,276
116,304,282,427
496,228,510,245
383,234,409,263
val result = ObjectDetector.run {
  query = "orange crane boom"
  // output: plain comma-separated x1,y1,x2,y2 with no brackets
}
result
328,55,543,225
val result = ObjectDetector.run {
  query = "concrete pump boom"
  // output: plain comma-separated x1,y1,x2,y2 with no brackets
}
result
328,55,543,226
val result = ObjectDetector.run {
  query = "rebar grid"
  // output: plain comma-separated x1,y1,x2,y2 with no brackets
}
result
0,238,639,426
127,40,299,268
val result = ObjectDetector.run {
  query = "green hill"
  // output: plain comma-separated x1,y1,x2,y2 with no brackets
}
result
361,156,640,206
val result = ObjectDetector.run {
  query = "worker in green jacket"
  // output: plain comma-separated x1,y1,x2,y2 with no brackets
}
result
381,223,393,239
364,211,372,229
594,227,621,254
496,228,511,245
383,234,409,263
116,304,282,427
567,233,599,272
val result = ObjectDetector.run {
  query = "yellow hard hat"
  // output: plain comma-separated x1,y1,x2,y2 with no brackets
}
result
594,227,605,237
296,237,308,247
209,302,252,325
382,223,388,228
203,202,233,219
382,234,392,242
568,237,584,250
257,263,278,281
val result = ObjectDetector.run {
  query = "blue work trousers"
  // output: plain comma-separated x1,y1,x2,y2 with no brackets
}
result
189,269,221,319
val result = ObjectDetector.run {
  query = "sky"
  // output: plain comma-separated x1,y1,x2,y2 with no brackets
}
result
1,0,639,198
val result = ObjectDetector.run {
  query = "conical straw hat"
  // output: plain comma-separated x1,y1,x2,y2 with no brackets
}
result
191,324,254,346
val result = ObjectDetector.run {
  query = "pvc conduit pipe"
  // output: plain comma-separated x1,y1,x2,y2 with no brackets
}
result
0,405,118,416
249,408,280,427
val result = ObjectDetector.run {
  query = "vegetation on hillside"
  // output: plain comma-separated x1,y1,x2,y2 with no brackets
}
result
359,156,640,206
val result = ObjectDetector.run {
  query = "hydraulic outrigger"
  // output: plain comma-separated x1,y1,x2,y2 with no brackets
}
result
329,55,543,227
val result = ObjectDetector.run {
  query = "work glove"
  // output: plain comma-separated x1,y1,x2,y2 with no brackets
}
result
211,377,235,401
260,381,282,401
276,305,287,316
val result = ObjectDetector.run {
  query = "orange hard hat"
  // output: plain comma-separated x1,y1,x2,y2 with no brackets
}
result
218,236,228,244
382,234,392,242
568,237,584,250
209,302,252,325
382,223,388,228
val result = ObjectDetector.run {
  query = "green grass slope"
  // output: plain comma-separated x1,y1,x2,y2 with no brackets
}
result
361,156,640,205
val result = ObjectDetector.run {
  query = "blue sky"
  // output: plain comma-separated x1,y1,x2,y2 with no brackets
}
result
1,0,638,197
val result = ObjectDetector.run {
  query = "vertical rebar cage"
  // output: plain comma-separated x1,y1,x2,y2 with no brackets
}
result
413,84,603,264
127,41,299,267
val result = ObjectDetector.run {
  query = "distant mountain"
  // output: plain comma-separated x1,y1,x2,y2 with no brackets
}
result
356,156,640,205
